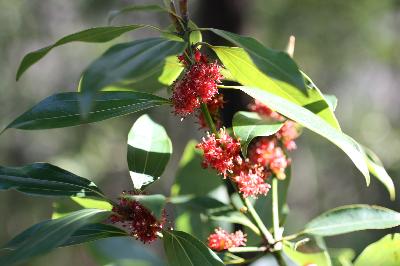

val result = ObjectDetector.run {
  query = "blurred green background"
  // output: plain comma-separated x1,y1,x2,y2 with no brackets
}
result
0,0,399,265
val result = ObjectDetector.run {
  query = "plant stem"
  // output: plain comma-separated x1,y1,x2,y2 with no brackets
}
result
273,251,287,266
200,102,218,136
272,178,280,238
228,246,267,253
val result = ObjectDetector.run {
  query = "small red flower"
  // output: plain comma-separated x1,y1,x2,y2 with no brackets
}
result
277,120,300,151
207,228,247,251
171,50,223,116
110,191,165,243
196,128,241,177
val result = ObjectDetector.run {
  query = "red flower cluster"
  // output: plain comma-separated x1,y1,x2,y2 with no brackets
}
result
249,100,300,151
197,129,271,197
171,50,223,116
207,228,247,251
197,94,225,129
248,137,290,180
110,191,165,243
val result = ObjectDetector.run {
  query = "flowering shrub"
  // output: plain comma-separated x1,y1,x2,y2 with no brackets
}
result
0,1,399,265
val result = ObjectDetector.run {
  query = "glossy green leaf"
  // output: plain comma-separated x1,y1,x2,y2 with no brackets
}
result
0,163,104,198
127,115,172,190
208,29,307,93
4,223,126,250
363,146,395,200
124,194,166,220
108,4,172,24
80,38,185,95
0,209,110,265
283,243,331,266
163,230,224,266
4,91,169,131
234,86,370,184
171,140,222,196
214,47,341,130
355,234,400,266
16,25,146,80
304,205,400,236
232,111,284,155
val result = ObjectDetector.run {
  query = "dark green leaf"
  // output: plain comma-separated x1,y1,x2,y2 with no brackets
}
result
80,38,185,95
304,205,400,236
354,234,400,266
108,4,174,24
0,163,104,198
232,111,283,155
127,115,172,190
124,194,166,220
163,230,224,266
235,86,370,184
363,146,395,201
5,91,169,130
0,209,110,265
214,47,340,130
171,140,222,196
208,29,307,93
16,25,146,80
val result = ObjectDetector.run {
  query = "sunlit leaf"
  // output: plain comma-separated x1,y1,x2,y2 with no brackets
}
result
354,234,400,266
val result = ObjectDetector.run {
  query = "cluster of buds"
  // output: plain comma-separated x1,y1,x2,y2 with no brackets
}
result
109,191,166,244
207,227,247,251
172,50,223,117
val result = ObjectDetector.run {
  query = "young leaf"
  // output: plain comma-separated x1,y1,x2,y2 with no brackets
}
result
80,38,186,95
4,223,126,250
123,194,166,220
0,163,104,198
0,209,110,265
16,25,147,80
232,111,284,155
214,47,340,130
354,234,400,266
303,205,400,236
163,230,224,266
234,86,370,184
363,146,395,200
171,140,222,196
208,29,307,93
4,91,169,130
127,115,172,190
108,4,174,24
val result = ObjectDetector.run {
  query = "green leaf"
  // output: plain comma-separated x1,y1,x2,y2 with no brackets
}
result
80,37,185,95
4,91,169,130
71,197,113,211
0,163,104,198
232,111,284,155
127,115,172,190
52,197,112,219
163,230,224,266
208,209,260,235
354,234,400,266
329,248,355,266
363,146,395,200
171,140,222,196
283,243,331,266
16,25,147,80
124,194,166,220
232,86,369,183
214,47,341,130
324,94,338,112
108,4,174,24
303,205,400,236
208,29,307,93
0,209,110,265
4,223,126,250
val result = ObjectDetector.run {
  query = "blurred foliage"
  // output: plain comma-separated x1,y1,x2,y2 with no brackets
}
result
0,0,399,265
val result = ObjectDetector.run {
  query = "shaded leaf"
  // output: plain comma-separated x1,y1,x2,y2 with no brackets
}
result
163,230,224,266
17,25,146,80
0,163,104,198
127,115,172,190
354,234,400,266
304,205,400,236
0,209,110,265
5,91,169,130
232,111,283,155
235,86,370,184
